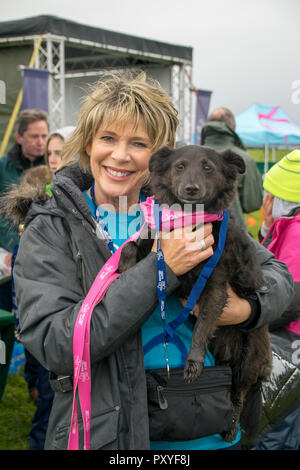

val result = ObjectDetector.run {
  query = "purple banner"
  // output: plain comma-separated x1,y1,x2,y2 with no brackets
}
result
21,67,49,112
193,89,212,145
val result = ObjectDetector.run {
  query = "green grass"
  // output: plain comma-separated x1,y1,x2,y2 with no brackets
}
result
0,369,36,450
248,147,290,163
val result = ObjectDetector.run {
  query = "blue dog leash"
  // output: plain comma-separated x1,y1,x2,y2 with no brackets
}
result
154,200,168,330
153,200,229,373
90,181,115,254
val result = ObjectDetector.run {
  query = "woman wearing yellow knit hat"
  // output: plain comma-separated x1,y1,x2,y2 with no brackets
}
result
262,149,300,228
257,149,300,450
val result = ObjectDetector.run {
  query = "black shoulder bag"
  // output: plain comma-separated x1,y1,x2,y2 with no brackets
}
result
146,365,233,441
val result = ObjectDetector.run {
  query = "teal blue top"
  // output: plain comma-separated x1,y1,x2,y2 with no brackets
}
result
84,190,241,450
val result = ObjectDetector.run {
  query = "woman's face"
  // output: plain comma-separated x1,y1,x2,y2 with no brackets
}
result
86,120,153,210
47,136,63,173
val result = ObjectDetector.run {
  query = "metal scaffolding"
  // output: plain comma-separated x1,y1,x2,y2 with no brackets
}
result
172,64,193,144
0,16,194,143
35,35,66,130
33,34,193,141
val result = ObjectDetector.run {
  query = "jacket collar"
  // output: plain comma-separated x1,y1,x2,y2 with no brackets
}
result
52,163,94,222
55,163,93,193
288,206,300,217
201,121,246,151
7,142,45,170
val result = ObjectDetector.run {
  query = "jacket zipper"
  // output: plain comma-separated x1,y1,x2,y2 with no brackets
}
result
76,251,88,296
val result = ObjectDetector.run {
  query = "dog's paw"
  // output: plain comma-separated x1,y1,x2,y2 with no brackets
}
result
184,359,204,383
221,426,238,443
118,242,138,272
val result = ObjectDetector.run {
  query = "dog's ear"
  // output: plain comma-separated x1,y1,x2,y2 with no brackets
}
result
220,150,245,174
149,146,173,175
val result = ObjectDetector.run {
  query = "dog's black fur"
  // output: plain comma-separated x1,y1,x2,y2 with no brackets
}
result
119,145,272,442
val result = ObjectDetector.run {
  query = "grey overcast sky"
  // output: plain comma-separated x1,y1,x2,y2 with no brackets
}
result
1,0,300,122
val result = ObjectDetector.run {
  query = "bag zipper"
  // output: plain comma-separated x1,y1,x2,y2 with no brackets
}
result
157,386,168,409
151,380,231,410
148,370,231,390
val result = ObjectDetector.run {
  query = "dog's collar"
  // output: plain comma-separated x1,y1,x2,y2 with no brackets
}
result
140,195,224,231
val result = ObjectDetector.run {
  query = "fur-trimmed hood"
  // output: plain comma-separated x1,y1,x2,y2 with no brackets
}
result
0,165,52,227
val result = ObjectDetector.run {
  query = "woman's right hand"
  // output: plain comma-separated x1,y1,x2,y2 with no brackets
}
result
151,223,214,276
262,193,274,229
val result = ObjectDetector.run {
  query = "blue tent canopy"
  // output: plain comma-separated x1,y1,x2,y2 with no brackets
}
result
235,103,300,147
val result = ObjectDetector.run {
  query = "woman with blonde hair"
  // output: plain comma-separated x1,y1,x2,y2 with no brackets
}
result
12,72,294,450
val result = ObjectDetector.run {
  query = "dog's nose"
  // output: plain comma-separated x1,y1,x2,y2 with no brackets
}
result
184,184,199,195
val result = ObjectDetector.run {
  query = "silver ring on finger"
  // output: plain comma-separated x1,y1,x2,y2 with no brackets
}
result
200,238,207,251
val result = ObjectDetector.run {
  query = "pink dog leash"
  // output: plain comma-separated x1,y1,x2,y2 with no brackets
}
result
68,196,223,450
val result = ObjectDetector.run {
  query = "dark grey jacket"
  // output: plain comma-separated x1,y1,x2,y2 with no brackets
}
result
201,121,263,229
13,164,295,450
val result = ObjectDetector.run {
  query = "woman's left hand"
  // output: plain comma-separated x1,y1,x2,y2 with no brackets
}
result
184,285,252,326
217,285,251,325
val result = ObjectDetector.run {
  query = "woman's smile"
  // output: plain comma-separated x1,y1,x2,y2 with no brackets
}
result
103,165,135,180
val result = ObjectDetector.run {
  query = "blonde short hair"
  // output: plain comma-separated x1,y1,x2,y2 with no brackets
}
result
62,72,179,170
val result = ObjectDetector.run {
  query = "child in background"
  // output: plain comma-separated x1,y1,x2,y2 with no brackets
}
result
44,126,75,194
45,127,75,173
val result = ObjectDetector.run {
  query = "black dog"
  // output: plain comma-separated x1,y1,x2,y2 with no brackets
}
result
119,145,272,442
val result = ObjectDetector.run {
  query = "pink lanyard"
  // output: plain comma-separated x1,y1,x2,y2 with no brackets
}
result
68,196,223,450
68,221,146,450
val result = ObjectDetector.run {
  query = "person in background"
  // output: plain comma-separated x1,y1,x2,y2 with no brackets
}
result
4,126,74,450
256,150,300,450
1,164,52,450
0,109,49,312
45,127,75,174
12,72,294,450
44,127,75,194
46,132,64,174
201,107,263,230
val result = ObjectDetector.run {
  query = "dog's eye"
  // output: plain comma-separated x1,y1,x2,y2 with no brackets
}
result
203,163,212,172
175,162,185,171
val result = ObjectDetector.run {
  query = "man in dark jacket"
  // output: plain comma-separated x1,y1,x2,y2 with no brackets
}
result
201,107,263,229
0,108,49,311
